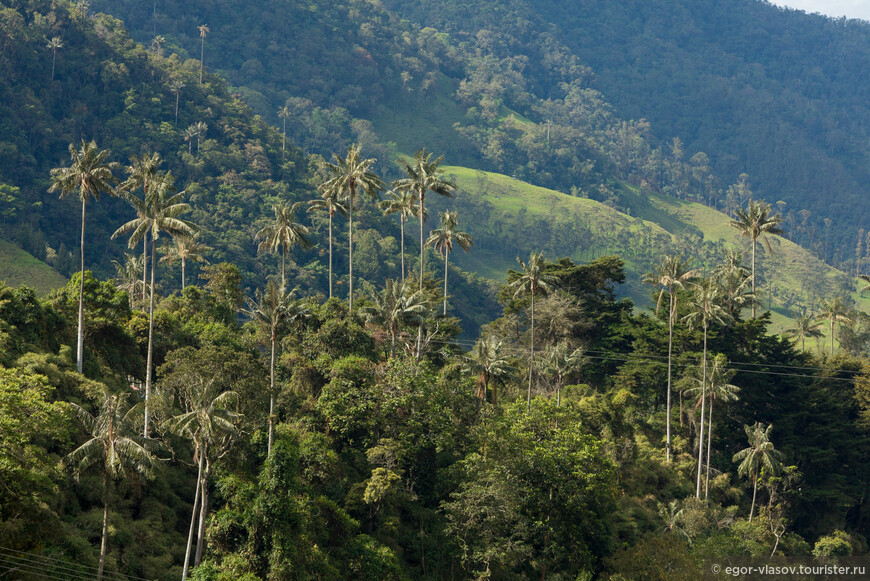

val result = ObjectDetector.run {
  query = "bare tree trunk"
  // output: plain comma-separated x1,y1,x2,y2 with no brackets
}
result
666,292,674,462
443,250,449,315
749,474,758,522
751,240,757,318
144,239,156,438
143,237,148,306
281,248,286,290
695,327,708,498
400,216,405,283
199,38,205,85
97,470,109,581
268,331,276,455
76,200,86,374
181,256,186,290
182,450,204,581
328,213,333,299
194,458,210,566
527,290,535,412
348,185,355,311
419,192,425,289
704,393,714,500
175,93,180,126
281,117,286,160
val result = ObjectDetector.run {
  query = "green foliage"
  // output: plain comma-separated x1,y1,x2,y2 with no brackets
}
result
813,530,853,557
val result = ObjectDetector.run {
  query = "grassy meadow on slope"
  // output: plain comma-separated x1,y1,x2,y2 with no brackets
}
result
0,240,66,295
433,165,867,339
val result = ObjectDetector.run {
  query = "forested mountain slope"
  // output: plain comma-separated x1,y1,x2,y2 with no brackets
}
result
385,0,870,265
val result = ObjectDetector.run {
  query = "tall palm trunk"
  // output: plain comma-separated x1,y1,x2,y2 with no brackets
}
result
419,191,425,290
51,51,56,81
182,450,204,581
144,239,156,438
830,318,835,355
143,237,148,306
400,215,405,283
281,246,286,290
704,392,714,500
749,473,758,523
268,329,276,455
666,291,675,462
77,199,86,374
443,248,449,315
98,470,110,581
751,238,757,318
281,117,286,160
348,184,355,311
181,255,186,290
695,327,708,498
174,93,180,126
527,289,535,412
199,38,205,85
195,456,210,566
328,212,333,299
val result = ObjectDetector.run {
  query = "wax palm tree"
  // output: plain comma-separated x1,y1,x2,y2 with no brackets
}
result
194,121,207,153
685,354,740,500
642,253,696,462
712,249,756,318
151,35,165,56
256,201,311,289
426,210,472,315
49,140,119,374
113,171,195,437
683,279,731,498
730,200,784,318
47,36,62,80
183,125,197,154
168,80,185,126
308,191,347,299
378,189,419,282
817,297,853,355
243,280,306,454
319,144,384,310
392,148,456,290
359,278,429,356
733,422,783,522
160,232,210,290
124,152,163,301
161,355,241,577
197,24,209,84
111,253,145,309
784,309,823,351
64,391,155,581
278,105,290,160
507,252,555,412
541,341,585,407
465,335,516,404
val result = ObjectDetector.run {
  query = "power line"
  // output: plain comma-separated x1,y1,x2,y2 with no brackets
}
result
0,547,153,581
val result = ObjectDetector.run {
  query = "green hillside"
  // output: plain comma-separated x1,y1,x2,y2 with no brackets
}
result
436,165,868,340
0,239,66,295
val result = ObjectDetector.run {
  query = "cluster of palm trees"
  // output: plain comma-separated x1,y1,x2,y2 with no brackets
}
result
254,145,472,318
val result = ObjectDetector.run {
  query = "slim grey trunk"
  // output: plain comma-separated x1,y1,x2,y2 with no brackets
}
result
400,216,405,283
199,38,205,85
443,249,449,315
348,186,354,311
666,292,674,462
144,239,156,438
182,450,204,580
51,51,57,80
751,240,757,318
181,256,186,290
174,93,180,126
77,200,86,374
268,330,276,455
143,237,148,305
704,392,713,500
695,328,708,498
419,192,425,290
527,290,535,412
281,117,286,160
328,213,333,299
830,319,835,355
281,248,286,290
749,474,758,522
194,458,209,565
98,470,109,581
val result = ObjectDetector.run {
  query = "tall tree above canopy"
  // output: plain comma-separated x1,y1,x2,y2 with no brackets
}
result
198,24,209,84
392,149,455,290
507,251,555,412
319,144,384,311
308,189,347,299
817,297,853,356
64,390,155,581
730,199,784,318
48,140,119,374
426,210,472,315
733,422,783,523
113,170,195,437
643,253,695,463
255,202,311,289
379,189,420,283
